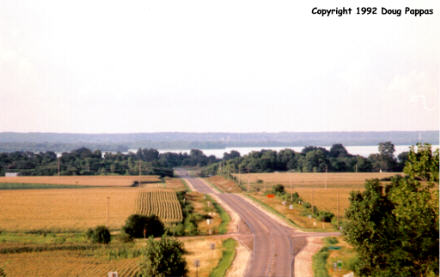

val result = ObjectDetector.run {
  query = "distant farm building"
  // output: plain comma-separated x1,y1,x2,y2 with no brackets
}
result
5,172,19,177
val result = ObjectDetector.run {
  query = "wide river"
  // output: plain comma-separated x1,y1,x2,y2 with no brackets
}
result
130,145,440,159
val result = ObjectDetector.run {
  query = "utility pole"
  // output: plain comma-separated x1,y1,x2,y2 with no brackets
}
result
106,196,110,225
57,157,60,176
238,165,241,187
290,174,293,202
138,160,141,186
337,192,340,222
247,171,250,192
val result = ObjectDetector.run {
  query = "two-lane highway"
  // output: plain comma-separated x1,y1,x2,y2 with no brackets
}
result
179,174,294,277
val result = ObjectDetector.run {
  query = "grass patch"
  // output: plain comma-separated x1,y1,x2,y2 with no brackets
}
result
0,183,93,190
204,179,225,193
206,195,230,234
209,238,237,277
313,246,330,277
180,179,192,192
245,194,298,227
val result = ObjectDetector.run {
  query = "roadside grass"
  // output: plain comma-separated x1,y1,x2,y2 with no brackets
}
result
312,237,358,277
209,238,237,277
180,178,192,192
0,231,87,246
205,195,230,234
244,194,298,227
204,179,225,193
0,183,92,190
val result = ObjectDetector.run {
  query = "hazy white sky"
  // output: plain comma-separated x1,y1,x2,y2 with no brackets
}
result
0,0,439,133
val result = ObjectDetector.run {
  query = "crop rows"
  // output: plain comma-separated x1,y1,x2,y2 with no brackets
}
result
135,190,183,223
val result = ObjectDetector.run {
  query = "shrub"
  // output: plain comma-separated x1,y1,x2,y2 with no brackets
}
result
272,184,285,194
303,202,311,209
318,211,335,222
0,267,6,277
123,214,165,239
86,226,111,244
139,234,188,277
118,231,134,243
256,179,263,184
325,237,338,244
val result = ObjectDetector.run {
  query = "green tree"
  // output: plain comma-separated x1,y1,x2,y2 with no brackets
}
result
139,234,188,277
404,143,439,183
344,144,439,276
86,225,111,244
123,214,165,239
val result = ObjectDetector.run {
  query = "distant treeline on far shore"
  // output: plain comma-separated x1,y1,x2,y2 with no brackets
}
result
0,141,430,177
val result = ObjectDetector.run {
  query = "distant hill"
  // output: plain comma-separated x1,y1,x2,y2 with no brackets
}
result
0,131,438,152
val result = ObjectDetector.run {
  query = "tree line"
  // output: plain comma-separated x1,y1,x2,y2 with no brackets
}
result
202,141,410,176
0,141,411,177
0,148,218,177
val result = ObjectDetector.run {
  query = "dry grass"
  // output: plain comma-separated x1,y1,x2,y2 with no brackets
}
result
181,237,224,277
251,193,334,231
139,177,186,191
0,237,224,277
0,249,140,277
0,175,160,187
186,192,222,234
286,187,357,218
234,172,401,189
206,176,242,193
236,172,401,219
0,188,138,231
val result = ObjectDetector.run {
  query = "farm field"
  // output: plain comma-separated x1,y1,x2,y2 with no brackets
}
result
135,189,183,223
0,175,160,187
234,172,401,189
205,176,242,193
0,188,138,231
0,238,224,277
139,177,187,191
232,172,402,218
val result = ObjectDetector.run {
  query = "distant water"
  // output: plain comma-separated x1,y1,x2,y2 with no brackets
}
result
148,145,440,159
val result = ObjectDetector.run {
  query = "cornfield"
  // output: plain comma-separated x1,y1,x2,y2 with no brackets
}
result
135,189,183,223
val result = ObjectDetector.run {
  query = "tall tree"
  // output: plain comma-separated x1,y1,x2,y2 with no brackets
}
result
344,144,439,276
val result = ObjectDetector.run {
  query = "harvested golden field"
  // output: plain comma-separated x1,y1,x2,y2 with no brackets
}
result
205,176,242,193
135,189,183,223
235,172,401,189
0,249,139,277
0,188,138,231
0,238,224,277
181,237,224,277
0,175,160,187
139,177,186,191
286,187,356,218
251,193,334,231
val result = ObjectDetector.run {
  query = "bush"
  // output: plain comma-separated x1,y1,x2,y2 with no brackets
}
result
118,231,134,243
139,234,188,277
303,202,311,209
324,237,338,244
123,214,165,239
0,267,6,277
318,211,335,222
272,184,285,194
86,226,111,244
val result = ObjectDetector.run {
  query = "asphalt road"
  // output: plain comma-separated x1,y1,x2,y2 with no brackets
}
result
178,172,294,277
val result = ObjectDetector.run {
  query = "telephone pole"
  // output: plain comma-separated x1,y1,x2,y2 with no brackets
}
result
138,160,141,186
290,174,293,202
57,158,60,176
